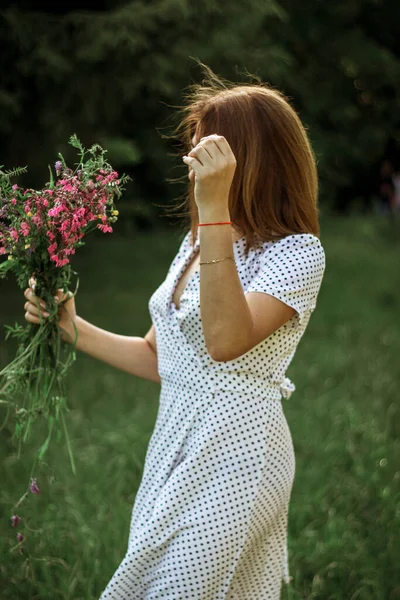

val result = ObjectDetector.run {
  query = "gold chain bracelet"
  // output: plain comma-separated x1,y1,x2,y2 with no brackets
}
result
199,256,234,265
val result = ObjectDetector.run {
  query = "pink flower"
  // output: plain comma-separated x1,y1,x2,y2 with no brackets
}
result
10,228,19,241
29,478,40,494
75,208,85,218
11,198,17,205
11,515,22,528
48,242,57,254
21,222,30,237
48,204,66,217
43,199,49,207
50,254,70,267
0,248,6,255
17,532,24,543
12,184,18,191
61,183,76,193
97,224,113,233
32,216,42,226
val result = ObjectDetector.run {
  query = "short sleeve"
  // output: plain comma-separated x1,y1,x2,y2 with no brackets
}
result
246,234,326,328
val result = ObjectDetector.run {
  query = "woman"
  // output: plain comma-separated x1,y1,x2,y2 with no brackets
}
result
23,66,326,599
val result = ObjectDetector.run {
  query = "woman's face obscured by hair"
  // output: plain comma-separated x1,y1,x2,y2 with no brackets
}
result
174,68,321,242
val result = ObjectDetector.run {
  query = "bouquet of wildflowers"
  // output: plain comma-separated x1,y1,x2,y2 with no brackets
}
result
0,134,129,475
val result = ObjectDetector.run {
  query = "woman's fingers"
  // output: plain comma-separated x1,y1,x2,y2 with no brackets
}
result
182,155,203,176
25,310,41,324
24,300,50,317
24,287,46,308
200,135,228,157
24,308,47,324
54,288,67,303
23,287,51,325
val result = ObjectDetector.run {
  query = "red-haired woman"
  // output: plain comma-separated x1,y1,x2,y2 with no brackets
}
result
24,65,326,599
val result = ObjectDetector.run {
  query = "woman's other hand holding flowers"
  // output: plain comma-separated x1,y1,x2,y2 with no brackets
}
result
24,275,78,344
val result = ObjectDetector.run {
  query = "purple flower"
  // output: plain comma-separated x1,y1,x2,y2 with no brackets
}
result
29,478,40,494
17,532,24,543
55,161,63,174
11,515,22,528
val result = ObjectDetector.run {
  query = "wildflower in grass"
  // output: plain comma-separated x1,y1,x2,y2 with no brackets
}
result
29,478,40,494
11,515,22,528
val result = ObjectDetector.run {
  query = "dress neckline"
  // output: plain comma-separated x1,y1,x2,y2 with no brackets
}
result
169,233,246,313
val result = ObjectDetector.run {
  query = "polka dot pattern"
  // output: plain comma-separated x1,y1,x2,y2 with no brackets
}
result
99,230,326,599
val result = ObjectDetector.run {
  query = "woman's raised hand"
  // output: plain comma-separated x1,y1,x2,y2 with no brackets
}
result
23,275,78,344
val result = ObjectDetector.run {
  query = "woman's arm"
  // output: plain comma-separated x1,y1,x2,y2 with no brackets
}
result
74,317,161,384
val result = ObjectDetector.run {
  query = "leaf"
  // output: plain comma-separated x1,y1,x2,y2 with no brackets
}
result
68,133,83,152
4,322,25,340
38,415,54,461
48,164,54,189
15,423,21,439
0,165,28,179
0,259,14,278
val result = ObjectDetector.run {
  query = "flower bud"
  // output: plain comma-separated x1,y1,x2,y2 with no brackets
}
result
11,515,22,528
29,478,40,494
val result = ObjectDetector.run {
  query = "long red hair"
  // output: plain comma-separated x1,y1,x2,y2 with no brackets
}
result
164,63,321,257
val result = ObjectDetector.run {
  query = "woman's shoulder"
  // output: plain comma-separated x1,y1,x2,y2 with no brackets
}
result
272,232,322,245
250,232,325,277
255,232,324,255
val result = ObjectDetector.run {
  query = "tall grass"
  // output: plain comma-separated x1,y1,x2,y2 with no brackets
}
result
0,213,399,599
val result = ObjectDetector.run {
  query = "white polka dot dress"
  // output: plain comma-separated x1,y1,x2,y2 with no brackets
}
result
99,229,326,599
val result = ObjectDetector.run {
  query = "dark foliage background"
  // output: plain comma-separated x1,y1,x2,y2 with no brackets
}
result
1,0,400,227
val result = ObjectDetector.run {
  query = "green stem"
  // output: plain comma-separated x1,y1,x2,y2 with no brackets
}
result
60,405,76,475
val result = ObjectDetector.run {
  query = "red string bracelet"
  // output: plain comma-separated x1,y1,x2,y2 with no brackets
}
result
198,221,232,226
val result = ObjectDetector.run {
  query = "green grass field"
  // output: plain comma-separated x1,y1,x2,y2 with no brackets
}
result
1,213,399,600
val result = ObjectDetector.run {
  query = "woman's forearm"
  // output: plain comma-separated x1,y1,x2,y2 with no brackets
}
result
198,205,253,361
70,316,161,384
